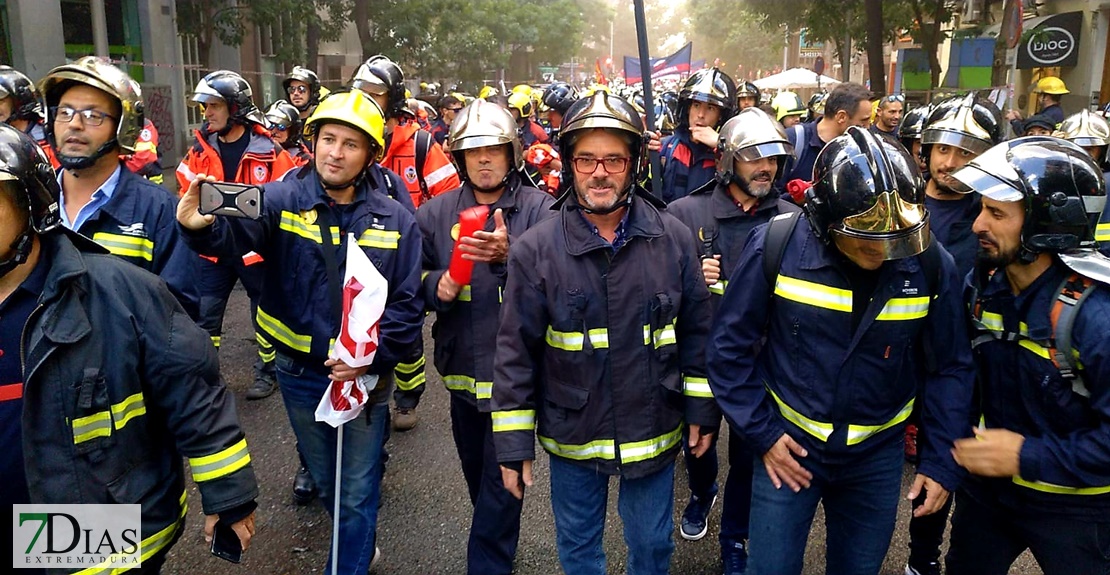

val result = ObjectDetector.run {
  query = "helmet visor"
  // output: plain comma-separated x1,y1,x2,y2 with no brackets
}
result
735,142,792,163
949,165,1024,202
352,78,388,96
840,189,927,236
832,214,931,263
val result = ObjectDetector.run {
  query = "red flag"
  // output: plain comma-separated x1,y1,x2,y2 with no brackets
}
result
316,234,389,427
594,58,608,86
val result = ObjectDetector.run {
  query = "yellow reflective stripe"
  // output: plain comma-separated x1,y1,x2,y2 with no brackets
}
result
1096,222,1110,242
767,387,834,441
846,398,914,445
683,375,713,398
278,210,323,243
980,311,1004,332
539,435,616,460
709,280,728,296
492,410,536,432
642,321,677,348
875,296,930,321
71,491,187,575
476,380,493,400
619,425,683,464
72,411,112,443
1012,475,1110,495
394,356,426,390
358,228,401,249
72,393,147,444
256,307,312,353
774,275,852,312
421,270,430,281
457,285,472,302
443,374,476,393
1019,339,1051,360
111,392,146,429
91,232,154,262
189,438,251,482
545,326,609,351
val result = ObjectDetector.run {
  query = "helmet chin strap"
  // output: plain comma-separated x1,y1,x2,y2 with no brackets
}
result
0,219,34,280
317,168,367,192
57,139,119,171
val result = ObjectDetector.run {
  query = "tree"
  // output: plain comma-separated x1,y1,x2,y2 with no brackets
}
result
687,0,786,81
906,0,958,89
864,0,886,94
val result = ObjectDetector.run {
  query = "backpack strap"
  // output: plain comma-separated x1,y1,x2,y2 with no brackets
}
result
1050,273,1097,398
762,211,801,285
791,124,805,162
414,129,433,202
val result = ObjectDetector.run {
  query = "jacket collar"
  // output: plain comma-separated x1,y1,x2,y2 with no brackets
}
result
34,230,105,345
289,165,397,218
453,174,525,214
794,217,922,277
561,187,665,256
204,124,277,159
87,165,141,226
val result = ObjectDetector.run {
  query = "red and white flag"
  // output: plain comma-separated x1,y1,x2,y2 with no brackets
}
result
315,234,389,427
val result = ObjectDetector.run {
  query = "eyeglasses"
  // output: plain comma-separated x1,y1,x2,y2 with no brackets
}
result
446,107,464,113
52,106,117,127
571,156,631,174
288,85,309,95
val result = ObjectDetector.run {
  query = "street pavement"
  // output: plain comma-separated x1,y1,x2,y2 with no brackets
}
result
163,287,1042,575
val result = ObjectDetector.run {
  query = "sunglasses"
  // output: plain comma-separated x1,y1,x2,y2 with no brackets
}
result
288,85,309,95
882,94,905,103
446,107,463,113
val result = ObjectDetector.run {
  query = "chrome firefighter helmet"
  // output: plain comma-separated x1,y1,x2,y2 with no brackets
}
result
447,99,524,186
0,66,41,122
737,81,761,106
190,70,266,127
898,104,931,153
950,136,1108,269
282,66,321,111
351,55,407,118
39,56,146,170
805,126,929,261
677,68,737,130
921,94,1002,159
1055,109,1110,169
716,107,793,186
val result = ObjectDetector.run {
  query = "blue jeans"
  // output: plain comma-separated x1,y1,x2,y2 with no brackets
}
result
747,436,903,575
549,456,675,575
277,356,388,575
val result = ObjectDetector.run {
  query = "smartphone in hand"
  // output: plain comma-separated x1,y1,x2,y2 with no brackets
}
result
199,181,263,220
209,519,243,563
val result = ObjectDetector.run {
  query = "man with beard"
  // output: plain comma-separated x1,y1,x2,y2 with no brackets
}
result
660,68,737,203
710,127,974,575
492,91,716,575
667,107,801,574
283,66,322,122
871,94,905,138
945,137,1110,575
419,99,553,575
38,57,200,318
177,90,422,574
899,94,1003,575
177,70,298,402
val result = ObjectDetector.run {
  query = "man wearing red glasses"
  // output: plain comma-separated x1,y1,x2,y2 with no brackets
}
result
492,90,715,575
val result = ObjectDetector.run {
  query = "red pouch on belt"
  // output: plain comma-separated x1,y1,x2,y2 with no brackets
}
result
448,204,490,285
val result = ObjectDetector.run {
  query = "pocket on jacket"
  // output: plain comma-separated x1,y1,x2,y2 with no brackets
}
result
70,369,116,456
274,353,305,377
107,457,172,505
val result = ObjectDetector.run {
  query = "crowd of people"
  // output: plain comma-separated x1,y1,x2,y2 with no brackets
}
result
0,53,1108,575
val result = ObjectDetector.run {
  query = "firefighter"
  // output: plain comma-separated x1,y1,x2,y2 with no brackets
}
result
659,68,737,203
0,65,57,168
666,107,801,574
420,98,554,574
771,91,807,129
176,70,298,402
737,81,761,111
38,56,199,319
946,137,1110,575
709,127,974,575
177,89,423,574
283,65,322,122
264,99,312,167
352,55,461,431
541,81,579,148
431,93,465,146
898,104,932,173
492,90,716,575
1057,109,1110,256
1004,76,1067,128
0,123,258,572
507,90,549,149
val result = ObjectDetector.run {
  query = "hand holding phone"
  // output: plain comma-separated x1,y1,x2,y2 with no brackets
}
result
209,518,243,563
198,181,264,220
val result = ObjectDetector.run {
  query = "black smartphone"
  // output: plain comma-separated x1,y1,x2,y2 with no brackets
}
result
198,181,264,220
209,519,243,563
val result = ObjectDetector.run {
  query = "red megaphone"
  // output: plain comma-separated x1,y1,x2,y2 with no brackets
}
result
447,204,490,285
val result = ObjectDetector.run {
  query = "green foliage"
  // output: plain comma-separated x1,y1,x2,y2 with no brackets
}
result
687,1,784,78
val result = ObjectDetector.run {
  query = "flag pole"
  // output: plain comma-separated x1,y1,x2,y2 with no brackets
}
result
331,422,344,575
633,0,663,198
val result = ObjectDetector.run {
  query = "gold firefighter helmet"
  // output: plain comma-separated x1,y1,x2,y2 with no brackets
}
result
39,56,144,153
447,98,524,172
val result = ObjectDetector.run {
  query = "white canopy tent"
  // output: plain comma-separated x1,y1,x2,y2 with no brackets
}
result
753,67,842,91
